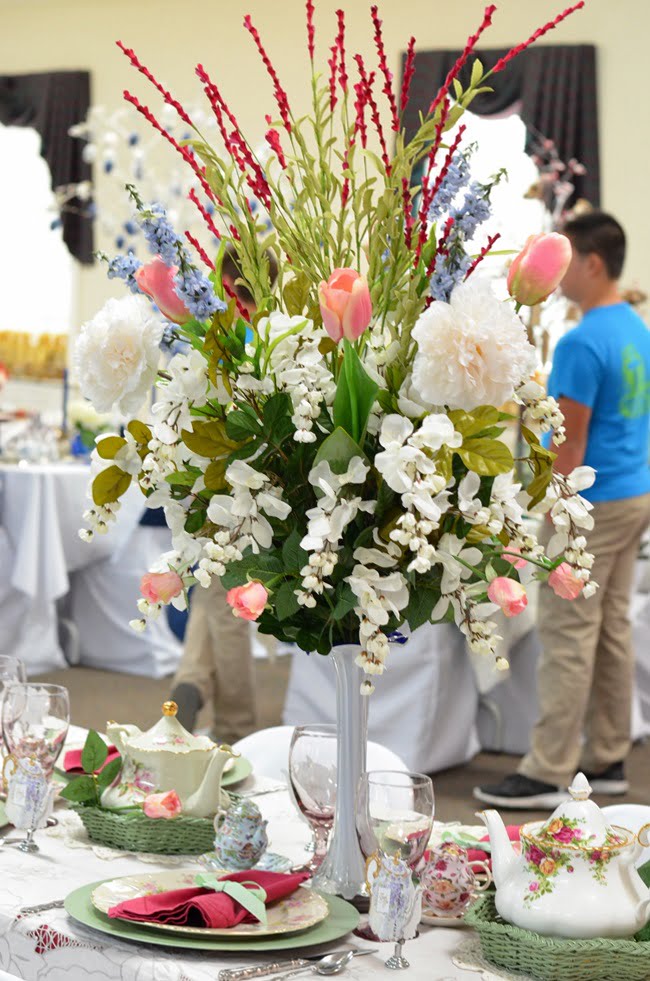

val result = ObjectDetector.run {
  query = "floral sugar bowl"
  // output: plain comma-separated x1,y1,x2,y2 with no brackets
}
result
421,841,491,918
480,772,650,938
213,798,268,870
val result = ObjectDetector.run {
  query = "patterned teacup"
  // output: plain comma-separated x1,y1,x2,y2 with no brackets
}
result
421,841,491,918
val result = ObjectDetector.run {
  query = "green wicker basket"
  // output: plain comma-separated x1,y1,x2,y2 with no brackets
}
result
73,805,215,855
465,894,650,981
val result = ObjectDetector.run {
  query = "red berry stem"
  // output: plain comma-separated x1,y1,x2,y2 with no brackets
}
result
370,5,399,132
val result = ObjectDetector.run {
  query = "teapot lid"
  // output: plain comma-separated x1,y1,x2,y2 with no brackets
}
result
126,702,216,754
534,773,613,847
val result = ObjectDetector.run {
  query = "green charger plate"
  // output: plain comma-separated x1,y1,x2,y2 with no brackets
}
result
64,880,359,952
222,755,253,788
0,799,8,828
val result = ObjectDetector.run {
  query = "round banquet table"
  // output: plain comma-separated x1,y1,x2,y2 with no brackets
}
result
0,731,506,981
0,462,144,673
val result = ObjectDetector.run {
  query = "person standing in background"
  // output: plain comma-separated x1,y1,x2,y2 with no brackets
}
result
476,211,650,808
170,246,277,742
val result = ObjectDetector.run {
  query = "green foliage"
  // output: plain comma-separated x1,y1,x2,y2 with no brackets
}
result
332,341,379,445
92,466,132,506
95,435,126,460
59,730,122,808
457,438,514,477
313,427,366,477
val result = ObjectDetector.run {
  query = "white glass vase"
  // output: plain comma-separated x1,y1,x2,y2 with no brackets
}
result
311,644,368,900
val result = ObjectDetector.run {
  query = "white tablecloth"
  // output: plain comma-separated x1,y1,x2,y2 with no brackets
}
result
0,735,504,981
0,462,144,672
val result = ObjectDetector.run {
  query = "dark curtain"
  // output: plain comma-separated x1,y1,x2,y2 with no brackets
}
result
0,71,93,263
401,45,600,207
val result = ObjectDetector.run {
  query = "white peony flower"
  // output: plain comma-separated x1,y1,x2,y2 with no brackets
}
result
410,279,535,411
74,295,163,414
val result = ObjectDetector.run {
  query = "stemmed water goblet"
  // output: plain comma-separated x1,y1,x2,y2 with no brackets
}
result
288,724,337,873
0,656,27,758
1,683,70,852
356,770,435,969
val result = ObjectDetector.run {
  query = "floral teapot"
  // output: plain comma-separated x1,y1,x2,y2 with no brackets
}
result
479,772,650,938
103,701,235,819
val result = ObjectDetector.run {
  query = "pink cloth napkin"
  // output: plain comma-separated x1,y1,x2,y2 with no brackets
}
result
107,870,310,928
63,746,120,774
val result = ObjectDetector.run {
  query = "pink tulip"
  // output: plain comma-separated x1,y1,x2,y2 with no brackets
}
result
140,570,184,605
143,789,182,819
548,562,584,600
507,233,572,306
502,547,527,571
226,581,268,621
318,268,372,343
487,577,528,618
135,256,192,325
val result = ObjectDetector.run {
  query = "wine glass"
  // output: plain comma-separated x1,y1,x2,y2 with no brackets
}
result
1,683,70,852
356,770,435,969
288,724,337,872
0,657,27,756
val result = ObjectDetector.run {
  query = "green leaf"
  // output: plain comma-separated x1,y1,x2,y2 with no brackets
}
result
282,529,308,572
263,393,292,432
92,466,133,506
96,756,122,793
405,588,439,631
225,406,262,442
81,730,108,774
127,420,152,444
204,459,228,491
283,270,312,316
221,553,283,590
313,427,365,478
164,470,200,487
457,438,514,477
95,436,126,460
181,420,239,458
526,468,554,508
332,583,357,619
448,406,500,438
185,509,206,534
59,774,97,804
332,341,379,445
274,581,301,621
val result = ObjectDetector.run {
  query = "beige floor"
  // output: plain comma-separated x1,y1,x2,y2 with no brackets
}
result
36,659,650,826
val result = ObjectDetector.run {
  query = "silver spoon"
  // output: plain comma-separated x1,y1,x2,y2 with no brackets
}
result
275,950,366,979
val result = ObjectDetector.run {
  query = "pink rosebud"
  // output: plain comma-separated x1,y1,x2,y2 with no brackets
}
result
487,577,528,618
318,267,372,343
548,563,584,600
226,581,268,621
135,256,192,325
143,789,182,819
502,547,527,570
140,570,184,605
507,233,572,306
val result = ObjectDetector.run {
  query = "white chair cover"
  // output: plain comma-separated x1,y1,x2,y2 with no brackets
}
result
231,725,409,783
70,525,182,678
283,625,480,774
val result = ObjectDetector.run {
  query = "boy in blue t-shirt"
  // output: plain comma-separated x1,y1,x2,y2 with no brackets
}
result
476,212,650,808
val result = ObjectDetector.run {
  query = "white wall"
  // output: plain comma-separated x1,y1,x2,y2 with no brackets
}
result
2,0,649,327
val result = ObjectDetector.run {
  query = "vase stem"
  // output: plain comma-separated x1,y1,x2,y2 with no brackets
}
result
311,645,368,900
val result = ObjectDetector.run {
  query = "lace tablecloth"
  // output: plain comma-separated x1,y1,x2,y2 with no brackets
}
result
0,774,513,981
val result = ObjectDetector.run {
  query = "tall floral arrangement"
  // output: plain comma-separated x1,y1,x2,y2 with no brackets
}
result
75,1,595,693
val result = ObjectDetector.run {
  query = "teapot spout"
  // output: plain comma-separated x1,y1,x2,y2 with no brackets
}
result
636,897,650,927
477,809,518,890
184,745,235,818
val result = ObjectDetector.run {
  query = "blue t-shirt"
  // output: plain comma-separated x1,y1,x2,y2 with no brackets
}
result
548,302,650,502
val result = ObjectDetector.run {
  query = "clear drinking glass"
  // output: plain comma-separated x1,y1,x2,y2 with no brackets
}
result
0,657,27,756
1,683,70,852
288,724,337,872
356,770,435,968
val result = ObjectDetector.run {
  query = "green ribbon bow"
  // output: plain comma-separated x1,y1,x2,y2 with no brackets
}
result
194,874,268,927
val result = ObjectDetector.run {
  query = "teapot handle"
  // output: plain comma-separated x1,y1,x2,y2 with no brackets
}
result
468,859,492,891
365,851,381,893
213,808,228,834
2,754,17,793
638,823,650,849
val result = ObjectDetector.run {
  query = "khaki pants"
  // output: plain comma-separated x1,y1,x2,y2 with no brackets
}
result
173,579,257,744
519,493,650,787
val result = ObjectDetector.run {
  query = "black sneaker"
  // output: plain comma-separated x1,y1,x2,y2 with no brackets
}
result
583,762,628,796
473,773,568,810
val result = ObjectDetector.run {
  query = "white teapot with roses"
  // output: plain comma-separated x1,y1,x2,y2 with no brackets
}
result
479,773,650,938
